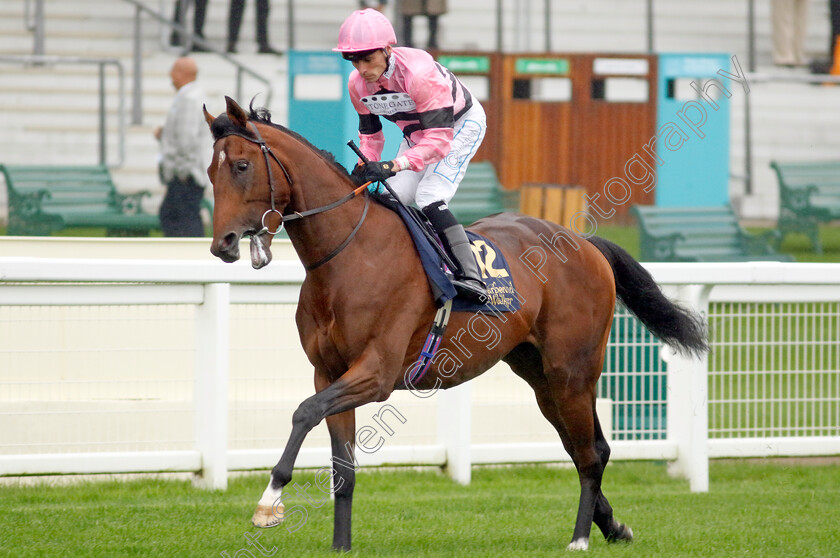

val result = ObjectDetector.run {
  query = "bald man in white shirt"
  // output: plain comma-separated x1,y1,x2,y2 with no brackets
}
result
154,57,212,236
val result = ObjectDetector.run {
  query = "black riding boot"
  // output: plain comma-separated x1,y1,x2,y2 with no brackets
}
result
422,201,488,303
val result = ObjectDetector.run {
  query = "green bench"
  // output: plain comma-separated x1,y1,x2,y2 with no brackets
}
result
631,204,793,262
448,161,519,226
1,165,161,236
770,160,840,254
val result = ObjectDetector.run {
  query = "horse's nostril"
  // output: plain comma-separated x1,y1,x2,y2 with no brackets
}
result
212,231,241,263
220,231,238,251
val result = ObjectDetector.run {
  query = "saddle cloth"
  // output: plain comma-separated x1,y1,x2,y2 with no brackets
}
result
375,195,520,313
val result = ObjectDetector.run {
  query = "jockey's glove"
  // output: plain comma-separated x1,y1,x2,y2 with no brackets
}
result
350,163,387,194
351,157,410,194
361,160,397,183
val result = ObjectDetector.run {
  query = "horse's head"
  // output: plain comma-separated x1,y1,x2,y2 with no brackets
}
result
204,96,291,269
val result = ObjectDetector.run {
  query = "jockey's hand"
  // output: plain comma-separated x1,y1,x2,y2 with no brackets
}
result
361,160,397,183
350,163,385,194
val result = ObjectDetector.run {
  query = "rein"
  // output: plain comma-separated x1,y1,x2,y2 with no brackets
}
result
218,122,370,271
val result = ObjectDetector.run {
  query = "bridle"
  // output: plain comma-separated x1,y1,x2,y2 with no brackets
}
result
216,121,370,271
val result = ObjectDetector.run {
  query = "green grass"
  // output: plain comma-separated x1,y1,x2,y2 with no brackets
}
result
770,226,840,263
1,461,838,557
594,225,640,257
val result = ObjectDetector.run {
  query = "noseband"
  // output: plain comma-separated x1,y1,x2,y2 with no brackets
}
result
216,122,370,270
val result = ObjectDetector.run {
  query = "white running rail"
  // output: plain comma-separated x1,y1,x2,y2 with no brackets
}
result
1,258,838,492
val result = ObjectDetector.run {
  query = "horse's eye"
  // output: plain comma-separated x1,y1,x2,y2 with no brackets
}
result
235,161,249,173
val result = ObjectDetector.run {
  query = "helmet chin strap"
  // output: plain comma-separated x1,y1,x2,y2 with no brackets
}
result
381,46,395,80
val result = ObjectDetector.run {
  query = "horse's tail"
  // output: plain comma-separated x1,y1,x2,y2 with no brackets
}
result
587,236,709,357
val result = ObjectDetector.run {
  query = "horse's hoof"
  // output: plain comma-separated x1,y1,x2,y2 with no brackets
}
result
251,504,284,528
567,538,589,551
611,523,633,542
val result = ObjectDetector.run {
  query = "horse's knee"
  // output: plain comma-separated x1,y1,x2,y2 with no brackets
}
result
292,401,322,431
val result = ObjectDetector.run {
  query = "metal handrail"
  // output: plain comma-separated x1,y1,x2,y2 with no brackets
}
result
0,55,125,167
121,0,274,125
23,0,45,55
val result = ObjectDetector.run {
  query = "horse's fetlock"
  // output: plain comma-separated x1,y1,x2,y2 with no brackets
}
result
271,466,292,488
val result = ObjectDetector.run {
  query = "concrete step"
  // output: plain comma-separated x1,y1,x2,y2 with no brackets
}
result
0,51,287,110
2,0,834,54
5,0,828,56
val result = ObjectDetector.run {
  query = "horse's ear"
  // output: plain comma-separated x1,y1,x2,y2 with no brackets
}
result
225,96,248,128
203,104,215,128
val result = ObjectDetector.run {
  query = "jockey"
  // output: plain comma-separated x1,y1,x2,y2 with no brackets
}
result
334,8,489,303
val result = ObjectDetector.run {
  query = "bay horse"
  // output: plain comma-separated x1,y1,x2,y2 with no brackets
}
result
204,97,707,552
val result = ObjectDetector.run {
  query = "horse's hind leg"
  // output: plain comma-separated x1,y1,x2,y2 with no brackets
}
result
505,344,631,550
591,412,633,543
555,386,605,550
552,367,632,549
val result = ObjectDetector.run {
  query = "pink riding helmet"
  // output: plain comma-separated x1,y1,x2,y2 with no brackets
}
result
333,8,397,53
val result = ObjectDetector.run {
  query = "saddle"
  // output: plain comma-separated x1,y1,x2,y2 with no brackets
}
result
372,194,520,314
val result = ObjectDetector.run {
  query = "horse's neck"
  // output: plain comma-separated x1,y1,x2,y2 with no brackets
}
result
286,162,345,215
271,129,349,210
280,146,395,273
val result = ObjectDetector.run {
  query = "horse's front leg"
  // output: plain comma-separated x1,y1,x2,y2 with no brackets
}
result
251,358,387,533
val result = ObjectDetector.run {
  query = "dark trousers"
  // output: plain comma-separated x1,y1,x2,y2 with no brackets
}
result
831,0,840,62
228,0,270,48
160,175,205,237
402,14,440,49
171,0,208,43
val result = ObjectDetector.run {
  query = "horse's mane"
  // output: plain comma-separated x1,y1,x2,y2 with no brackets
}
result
209,103,351,178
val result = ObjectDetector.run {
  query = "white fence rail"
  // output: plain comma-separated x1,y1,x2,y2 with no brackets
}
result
1,258,839,492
